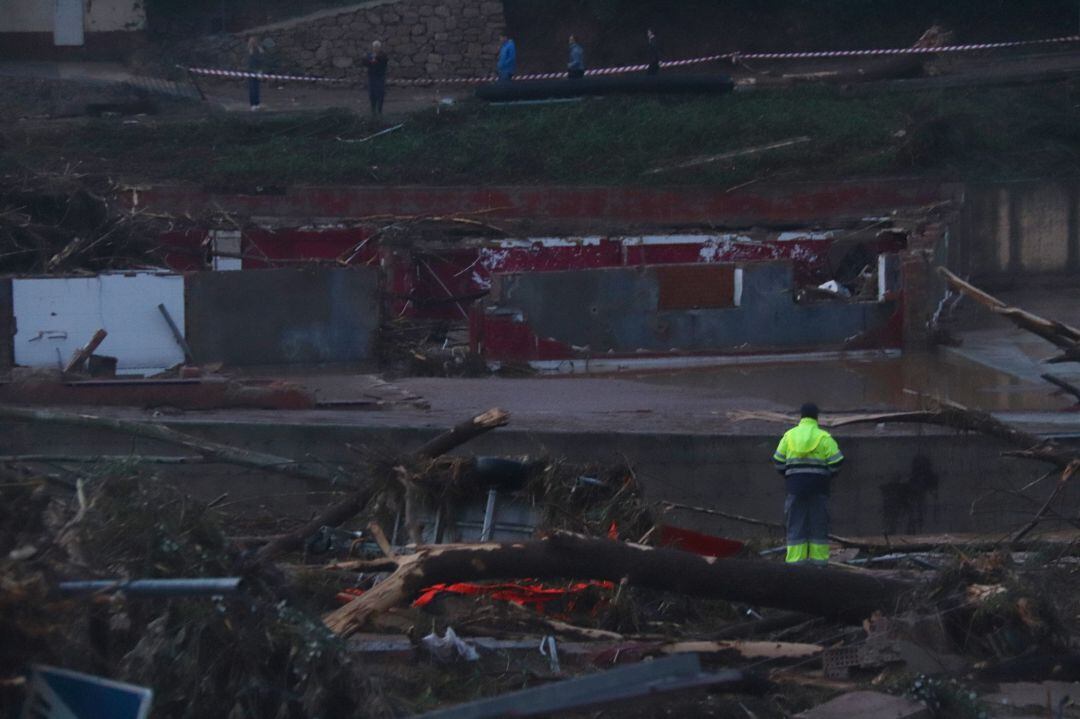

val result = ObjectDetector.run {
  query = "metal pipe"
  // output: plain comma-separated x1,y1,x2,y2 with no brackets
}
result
59,578,242,596
158,303,195,363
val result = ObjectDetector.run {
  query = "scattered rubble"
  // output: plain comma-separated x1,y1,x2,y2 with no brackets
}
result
2,402,1080,717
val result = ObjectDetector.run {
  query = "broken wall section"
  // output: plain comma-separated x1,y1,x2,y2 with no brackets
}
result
475,260,903,366
0,267,380,373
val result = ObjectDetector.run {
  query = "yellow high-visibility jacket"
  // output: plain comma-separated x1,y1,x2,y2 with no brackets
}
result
772,417,844,495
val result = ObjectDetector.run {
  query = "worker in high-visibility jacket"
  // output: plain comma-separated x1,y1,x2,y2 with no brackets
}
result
772,403,844,565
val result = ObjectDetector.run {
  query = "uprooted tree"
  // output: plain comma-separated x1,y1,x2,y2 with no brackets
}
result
323,532,916,636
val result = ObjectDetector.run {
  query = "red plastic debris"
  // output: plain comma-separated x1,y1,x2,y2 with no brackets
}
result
336,587,367,604
410,580,614,617
657,525,744,558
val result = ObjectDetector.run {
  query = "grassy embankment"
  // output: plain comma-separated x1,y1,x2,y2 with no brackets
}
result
4,80,1079,187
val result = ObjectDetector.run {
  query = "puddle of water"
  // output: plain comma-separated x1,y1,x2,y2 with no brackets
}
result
631,351,1071,412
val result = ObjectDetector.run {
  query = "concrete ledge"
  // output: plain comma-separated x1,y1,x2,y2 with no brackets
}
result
3,413,1076,537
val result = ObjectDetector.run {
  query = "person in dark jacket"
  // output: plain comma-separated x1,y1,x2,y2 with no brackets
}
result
246,36,264,110
497,32,517,81
567,35,585,79
361,40,389,118
645,28,660,75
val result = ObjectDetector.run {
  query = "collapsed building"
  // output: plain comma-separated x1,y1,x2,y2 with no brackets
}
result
2,179,1079,528
2,174,1080,717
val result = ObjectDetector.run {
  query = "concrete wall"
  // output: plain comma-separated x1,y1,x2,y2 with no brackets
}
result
0,0,145,32
195,0,505,80
0,0,146,59
133,180,1080,287
3,418,1074,539
129,181,958,230
185,267,379,366
87,0,147,31
487,261,899,357
1,1,54,32
952,181,1080,284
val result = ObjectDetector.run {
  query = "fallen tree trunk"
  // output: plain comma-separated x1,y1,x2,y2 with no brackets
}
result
1041,373,1080,403
252,408,510,564
0,404,338,482
0,454,206,464
939,267,1080,360
323,533,914,636
412,408,510,459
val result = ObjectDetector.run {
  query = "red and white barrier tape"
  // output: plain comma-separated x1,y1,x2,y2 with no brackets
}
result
181,33,1080,88
733,33,1080,60
180,66,351,84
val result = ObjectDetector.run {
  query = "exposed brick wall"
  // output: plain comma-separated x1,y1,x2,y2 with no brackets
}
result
196,0,505,81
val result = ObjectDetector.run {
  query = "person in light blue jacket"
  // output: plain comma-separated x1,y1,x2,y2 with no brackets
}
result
497,32,517,81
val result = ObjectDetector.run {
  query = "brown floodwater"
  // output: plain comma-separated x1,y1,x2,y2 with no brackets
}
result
632,350,1075,413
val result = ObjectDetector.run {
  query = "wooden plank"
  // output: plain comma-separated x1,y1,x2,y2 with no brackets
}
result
64,329,108,374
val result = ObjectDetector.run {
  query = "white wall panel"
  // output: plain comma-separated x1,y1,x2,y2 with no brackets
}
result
53,0,85,46
13,273,185,373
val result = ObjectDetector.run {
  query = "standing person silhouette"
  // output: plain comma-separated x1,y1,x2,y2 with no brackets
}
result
246,37,264,111
646,28,661,75
497,31,517,81
362,40,389,118
567,34,585,79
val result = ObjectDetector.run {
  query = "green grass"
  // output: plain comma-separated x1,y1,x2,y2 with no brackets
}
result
6,80,1080,187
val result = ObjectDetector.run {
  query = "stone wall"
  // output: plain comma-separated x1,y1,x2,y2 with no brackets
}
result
198,0,505,81
951,181,1080,284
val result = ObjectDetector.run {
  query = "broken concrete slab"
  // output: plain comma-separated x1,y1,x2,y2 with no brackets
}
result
797,691,930,719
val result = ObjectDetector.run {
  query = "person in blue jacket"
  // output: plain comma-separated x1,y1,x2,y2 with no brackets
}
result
567,34,585,79
497,32,517,81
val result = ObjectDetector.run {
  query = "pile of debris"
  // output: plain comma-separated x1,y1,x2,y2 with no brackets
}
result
0,468,397,718
2,403,1080,718
0,172,188,276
